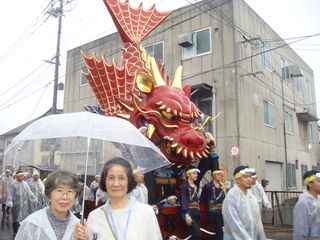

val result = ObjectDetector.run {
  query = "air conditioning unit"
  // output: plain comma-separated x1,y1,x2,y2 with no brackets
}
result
177,32,193,48
288,65,303,78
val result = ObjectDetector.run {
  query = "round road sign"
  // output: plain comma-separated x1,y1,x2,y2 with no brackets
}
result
230,144,240,156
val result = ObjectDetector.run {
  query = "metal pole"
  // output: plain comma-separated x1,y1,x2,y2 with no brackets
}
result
52,0,63,114
281,78,288,190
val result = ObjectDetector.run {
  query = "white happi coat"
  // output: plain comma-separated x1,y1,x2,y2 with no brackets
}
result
15,207,79,240
7,180,38,222
87,197,161,240
28,179,46,210
293,191,320,240
0,175,14,204
222,184,266,240
131,183,148,204
250,181,271,210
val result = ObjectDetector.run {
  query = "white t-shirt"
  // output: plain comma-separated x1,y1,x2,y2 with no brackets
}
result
87,197,161,240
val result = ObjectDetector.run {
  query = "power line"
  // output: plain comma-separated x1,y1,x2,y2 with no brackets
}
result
0,63,47,98
0,80,54,111
0,0,58,63
214,32,320,70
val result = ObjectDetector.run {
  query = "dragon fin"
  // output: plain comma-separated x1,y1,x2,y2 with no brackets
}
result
103,0,172,43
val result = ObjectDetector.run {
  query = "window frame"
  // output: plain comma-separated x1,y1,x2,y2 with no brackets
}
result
281,58,290,85
80,66,89,87
263,99,275,128
306,80,314,103
287,162,297,189
259,41,272,71
295,77,303,95
284,111,294,135
308,123,316,143
144,41,165,63
300,164,308,187
182,27,212,60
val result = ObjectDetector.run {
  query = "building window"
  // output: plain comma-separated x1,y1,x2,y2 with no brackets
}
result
281,58,290,84
263,100,275,127
296,77,303,94
300,164,308,187
306,80,314,103
145,41,164,62
41,138,59,151
191,84,213,133
284,111,294,134
80,66,89,86
287,163,296,189
308,123,316,143
182,27,212,60
259,41,272,71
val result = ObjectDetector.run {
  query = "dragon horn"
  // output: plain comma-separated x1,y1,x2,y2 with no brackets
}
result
150,57,166,87
172,65,183,89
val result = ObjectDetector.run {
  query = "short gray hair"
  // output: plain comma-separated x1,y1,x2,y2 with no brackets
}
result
44,170,81,198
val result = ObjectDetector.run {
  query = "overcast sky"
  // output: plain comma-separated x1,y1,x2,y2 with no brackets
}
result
0,0,319,135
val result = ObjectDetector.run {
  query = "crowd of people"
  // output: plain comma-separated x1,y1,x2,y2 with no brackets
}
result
0,156,319,239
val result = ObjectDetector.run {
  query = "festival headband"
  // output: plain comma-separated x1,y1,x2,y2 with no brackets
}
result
15,172,24,177
304,172,320,185
167,195,177,201
132,167,145,175
251,173,257,179
186,168,200,175
234,168,255,179
212,170,223,175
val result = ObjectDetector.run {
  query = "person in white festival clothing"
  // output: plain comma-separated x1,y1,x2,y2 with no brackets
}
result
90,175,100,200
131,167,148,204
293,170,320,240
15,170,88,240
222,166,266,240
0,169,14,216
74,157,162,240
249,171,272,212
7,170,39,236
28,170,46,211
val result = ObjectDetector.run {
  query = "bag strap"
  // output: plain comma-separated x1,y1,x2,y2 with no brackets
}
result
102,208,118,240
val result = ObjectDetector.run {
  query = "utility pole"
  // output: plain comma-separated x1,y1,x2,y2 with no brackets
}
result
52,0,63,114
280,77,289,190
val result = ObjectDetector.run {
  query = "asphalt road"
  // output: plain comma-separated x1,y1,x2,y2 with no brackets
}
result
0,211,13,240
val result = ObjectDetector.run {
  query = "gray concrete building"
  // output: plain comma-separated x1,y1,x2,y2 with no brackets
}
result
63,0,319,191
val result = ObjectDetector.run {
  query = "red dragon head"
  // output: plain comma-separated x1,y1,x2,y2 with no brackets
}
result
81,0,210,165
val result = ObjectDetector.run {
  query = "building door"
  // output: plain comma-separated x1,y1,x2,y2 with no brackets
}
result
265,161,283,191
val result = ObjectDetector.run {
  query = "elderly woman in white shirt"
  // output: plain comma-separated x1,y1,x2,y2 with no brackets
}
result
75,157,162,240
15,170,88,240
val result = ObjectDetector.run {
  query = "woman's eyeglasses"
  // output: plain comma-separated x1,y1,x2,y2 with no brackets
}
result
52,188,76,198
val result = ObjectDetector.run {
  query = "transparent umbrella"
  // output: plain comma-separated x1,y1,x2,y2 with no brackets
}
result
3,111,170,218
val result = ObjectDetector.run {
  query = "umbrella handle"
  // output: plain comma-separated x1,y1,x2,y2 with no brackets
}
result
80,138,91,222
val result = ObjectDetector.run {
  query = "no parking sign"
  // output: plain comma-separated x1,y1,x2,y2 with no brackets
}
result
230,144,240,156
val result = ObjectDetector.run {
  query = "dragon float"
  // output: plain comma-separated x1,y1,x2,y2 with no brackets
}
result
82,0,220,238
81,0,211,166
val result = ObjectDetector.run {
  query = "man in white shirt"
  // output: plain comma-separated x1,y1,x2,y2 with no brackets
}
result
222,166,266,240
250,172,272,212
293,170,320,240
28,170,45,211
132,167,148,204
89,175,100,200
